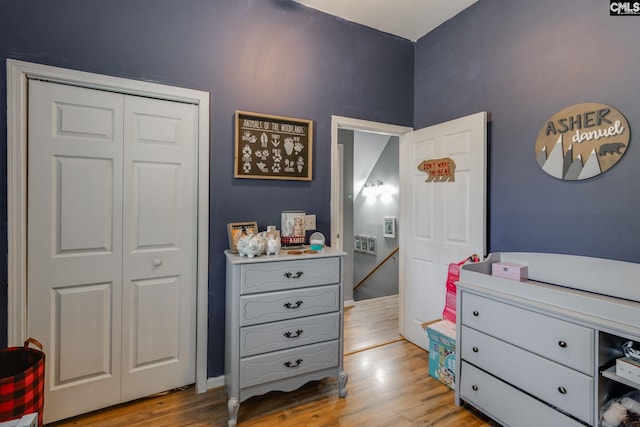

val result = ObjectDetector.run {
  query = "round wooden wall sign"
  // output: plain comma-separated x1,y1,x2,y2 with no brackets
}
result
535,103,630,180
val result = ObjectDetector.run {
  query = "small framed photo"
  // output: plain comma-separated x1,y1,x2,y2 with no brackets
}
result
383,217,396,238
366,237,376,255
227,221,258,253
354,235,362,252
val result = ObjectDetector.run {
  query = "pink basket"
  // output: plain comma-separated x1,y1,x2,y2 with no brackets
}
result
442,255,480,322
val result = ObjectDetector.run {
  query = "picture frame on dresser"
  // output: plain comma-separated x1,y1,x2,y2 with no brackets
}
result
227,221,258,253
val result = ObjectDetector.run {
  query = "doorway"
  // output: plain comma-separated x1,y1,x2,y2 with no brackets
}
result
331,114,487,348
7,59,210,422
330,116,411,320
339,129,400,301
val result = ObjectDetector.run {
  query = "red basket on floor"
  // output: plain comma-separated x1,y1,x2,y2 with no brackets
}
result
0,338,45,426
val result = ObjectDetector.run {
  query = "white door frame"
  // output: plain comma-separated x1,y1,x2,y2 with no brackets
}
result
330,116,411,313
6,59,210,393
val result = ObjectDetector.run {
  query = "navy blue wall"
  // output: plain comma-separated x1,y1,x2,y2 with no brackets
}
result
415,0,640,263
5,0,636,382
0,0,413,374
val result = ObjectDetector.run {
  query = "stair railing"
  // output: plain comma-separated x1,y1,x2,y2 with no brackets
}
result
353,247,399,293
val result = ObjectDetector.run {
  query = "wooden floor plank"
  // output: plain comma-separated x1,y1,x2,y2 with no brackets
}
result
344,294,402,355
49,295,498,426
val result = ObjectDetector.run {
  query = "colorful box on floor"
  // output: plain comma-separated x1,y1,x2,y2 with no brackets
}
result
426,320,456,389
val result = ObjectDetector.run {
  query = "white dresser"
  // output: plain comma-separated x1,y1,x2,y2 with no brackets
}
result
455,252,640,427
224,248,347,427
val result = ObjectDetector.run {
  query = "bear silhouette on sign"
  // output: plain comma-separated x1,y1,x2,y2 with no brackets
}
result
598,142,626,156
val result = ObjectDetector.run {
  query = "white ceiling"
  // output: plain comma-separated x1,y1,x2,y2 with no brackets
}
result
292,0,478,42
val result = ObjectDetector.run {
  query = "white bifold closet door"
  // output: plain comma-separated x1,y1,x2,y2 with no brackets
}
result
27,79,198,423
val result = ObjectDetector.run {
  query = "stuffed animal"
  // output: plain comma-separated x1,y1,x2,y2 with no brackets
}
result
602,397,640,427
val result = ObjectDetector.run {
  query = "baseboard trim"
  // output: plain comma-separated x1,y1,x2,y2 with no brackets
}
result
206,375,225,391
344,299,355,308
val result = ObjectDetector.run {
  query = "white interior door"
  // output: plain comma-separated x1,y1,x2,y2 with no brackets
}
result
27,80,197,422
27,81,124,421
121,95,197,400
400,112,486,350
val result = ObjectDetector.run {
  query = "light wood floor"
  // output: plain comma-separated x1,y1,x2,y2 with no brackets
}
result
49,295,498,426
344,294,403,355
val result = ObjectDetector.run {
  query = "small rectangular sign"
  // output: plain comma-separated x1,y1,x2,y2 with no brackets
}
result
610,1,640,15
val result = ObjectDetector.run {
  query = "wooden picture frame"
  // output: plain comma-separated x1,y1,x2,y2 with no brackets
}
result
383,217,396,238
227,221,258,253
234,110,313,181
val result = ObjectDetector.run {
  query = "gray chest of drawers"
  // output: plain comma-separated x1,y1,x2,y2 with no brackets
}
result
455,252,640,427
224,248,347,427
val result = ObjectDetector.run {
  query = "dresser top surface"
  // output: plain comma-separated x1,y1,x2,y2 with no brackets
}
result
225,246,346,265
461,252,640,304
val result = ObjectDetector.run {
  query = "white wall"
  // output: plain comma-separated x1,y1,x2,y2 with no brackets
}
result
353,132,389,197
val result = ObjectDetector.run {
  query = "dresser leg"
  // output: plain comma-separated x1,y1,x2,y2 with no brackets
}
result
227,398,239,427
338,370,348,397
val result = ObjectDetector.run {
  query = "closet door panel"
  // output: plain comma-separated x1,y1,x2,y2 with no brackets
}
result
121,96,198,401
27,80,124,422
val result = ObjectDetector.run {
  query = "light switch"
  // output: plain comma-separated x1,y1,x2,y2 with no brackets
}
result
305,214,316,230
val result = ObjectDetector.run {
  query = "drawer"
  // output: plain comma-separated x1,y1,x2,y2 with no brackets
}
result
240,312,340,357
240,285,340,326
241,258,341,294
461,326,593,424
460,362,586,427
461,292,594,374
240,340,340,388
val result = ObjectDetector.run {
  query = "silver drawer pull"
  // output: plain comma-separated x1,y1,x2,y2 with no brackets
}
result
284,329,304,338
473,310,479,317
558,340,567,348
558,386,567,394
284,271,304,279
472,346,479,353
472,385,478,391
283,300,304,309
283,358,303,368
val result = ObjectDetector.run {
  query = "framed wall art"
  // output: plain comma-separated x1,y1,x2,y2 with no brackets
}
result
354,235,362,252
227,221,258,253
234,110,313,181
383,217,396,238
366,237,376,255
